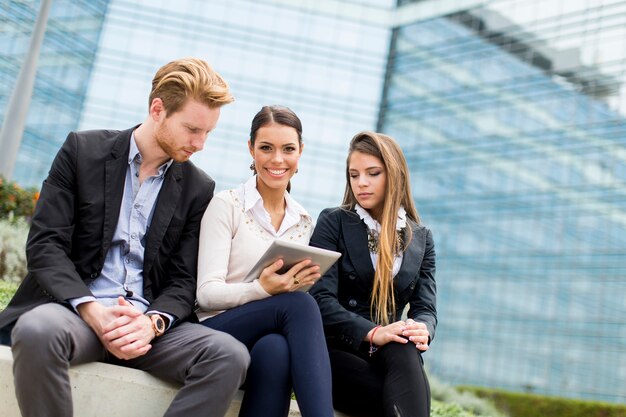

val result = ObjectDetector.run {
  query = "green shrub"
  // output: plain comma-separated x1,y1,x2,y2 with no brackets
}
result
0,217,29,283
432,399,497,417
0,176,39,221
0,280,18,311
431,376,505,417
460,387,626,417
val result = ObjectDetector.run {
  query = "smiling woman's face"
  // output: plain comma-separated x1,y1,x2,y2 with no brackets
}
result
249,122,302,192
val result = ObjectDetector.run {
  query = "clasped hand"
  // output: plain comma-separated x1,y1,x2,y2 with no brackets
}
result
258,259,321,295
77,297,155,360
369,319,430,351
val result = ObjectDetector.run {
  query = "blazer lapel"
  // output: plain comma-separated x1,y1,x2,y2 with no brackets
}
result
143,162,182,275
101,131,132,261
340,210,375,280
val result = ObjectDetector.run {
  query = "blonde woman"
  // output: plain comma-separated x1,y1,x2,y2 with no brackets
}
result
309,131,437,417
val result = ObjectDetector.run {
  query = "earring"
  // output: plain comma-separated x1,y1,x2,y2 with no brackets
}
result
250,161,256,171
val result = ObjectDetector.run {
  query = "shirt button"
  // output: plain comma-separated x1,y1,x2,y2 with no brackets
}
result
134,203,140,209
125,258,130,264
348,273,357,280
131,233,137,239
348,299,357,307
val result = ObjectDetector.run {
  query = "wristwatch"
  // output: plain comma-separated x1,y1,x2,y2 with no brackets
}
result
149,314,166,337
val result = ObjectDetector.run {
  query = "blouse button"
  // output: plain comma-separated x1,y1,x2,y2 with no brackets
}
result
348,299,357,307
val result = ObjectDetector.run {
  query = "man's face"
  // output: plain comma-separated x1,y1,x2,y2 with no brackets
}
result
154,99,220,163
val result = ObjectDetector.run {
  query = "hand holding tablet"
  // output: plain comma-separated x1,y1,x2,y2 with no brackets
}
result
244,240,341,292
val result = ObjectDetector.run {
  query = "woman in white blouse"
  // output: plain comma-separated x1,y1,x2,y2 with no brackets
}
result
196,106,333,417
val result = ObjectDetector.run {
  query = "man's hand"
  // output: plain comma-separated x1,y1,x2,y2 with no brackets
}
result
77,297,154,360
101,297,155,359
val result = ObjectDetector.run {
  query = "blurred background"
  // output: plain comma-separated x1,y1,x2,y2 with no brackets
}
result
1,0,625,406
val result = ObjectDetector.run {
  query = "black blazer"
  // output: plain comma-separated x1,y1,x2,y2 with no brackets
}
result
309,207,437,351
0,126,214,330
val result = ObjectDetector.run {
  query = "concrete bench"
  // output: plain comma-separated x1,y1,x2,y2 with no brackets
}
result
1,345,348,416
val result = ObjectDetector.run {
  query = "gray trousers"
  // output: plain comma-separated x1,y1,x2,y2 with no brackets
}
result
10,303,250,417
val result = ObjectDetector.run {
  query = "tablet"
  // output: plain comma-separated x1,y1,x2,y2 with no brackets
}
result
244,240,341,291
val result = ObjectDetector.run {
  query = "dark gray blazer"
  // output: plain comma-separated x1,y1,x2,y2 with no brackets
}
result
309,207,437,351
0,126,214,330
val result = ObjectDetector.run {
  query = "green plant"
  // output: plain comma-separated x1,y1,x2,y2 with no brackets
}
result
431,376,506,417
432,400,484,417
459,386,626,417
0,217,29,283
0,176,39,221
0,280,18,311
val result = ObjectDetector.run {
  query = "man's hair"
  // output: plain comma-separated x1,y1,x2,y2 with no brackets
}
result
149,57,234,115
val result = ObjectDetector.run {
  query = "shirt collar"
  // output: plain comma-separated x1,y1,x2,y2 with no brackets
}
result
242,175,311,221
128,132,173,177
355,204,406,233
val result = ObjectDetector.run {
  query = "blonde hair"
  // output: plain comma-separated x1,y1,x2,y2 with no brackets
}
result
342,131,420,325
149,57,234,115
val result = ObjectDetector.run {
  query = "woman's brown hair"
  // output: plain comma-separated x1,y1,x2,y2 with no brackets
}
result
342,131,419,325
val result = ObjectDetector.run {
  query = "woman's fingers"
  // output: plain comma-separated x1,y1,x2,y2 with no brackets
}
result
286,259,313,278
401,320,430,348
260,259,284,279
286,260,322,290
260,259,324,293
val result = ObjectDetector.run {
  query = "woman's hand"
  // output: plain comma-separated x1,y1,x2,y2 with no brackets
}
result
367,320,408,347
367,319,430,351
403,319,430,351
258,259,321,295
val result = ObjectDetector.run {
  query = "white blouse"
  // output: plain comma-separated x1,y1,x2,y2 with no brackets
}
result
196,175,313,321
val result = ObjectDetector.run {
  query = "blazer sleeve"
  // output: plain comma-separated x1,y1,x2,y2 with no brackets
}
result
309,208,376,350
26,132,93,301
407,227,437,342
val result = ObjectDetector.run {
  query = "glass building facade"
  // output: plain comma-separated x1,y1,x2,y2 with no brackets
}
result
0,0,109,184
77,0,392,217
382,0,626,403
1,0,624,404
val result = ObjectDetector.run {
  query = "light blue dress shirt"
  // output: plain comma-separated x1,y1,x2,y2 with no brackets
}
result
70,133,174,323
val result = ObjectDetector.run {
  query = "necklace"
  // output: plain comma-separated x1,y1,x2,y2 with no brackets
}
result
367,228,406,255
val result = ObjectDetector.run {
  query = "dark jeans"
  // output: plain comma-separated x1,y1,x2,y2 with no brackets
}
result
0,323,14,346
329,340,431,417
201,291,334,417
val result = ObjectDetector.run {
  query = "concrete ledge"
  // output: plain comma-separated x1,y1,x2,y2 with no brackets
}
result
0,345,321,416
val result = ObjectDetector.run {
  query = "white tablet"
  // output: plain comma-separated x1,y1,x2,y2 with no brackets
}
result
244,240,341,291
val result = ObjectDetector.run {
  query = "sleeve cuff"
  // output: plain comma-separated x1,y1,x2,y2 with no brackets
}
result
69,296,97,313
252,279,272,299
146,311,176,330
